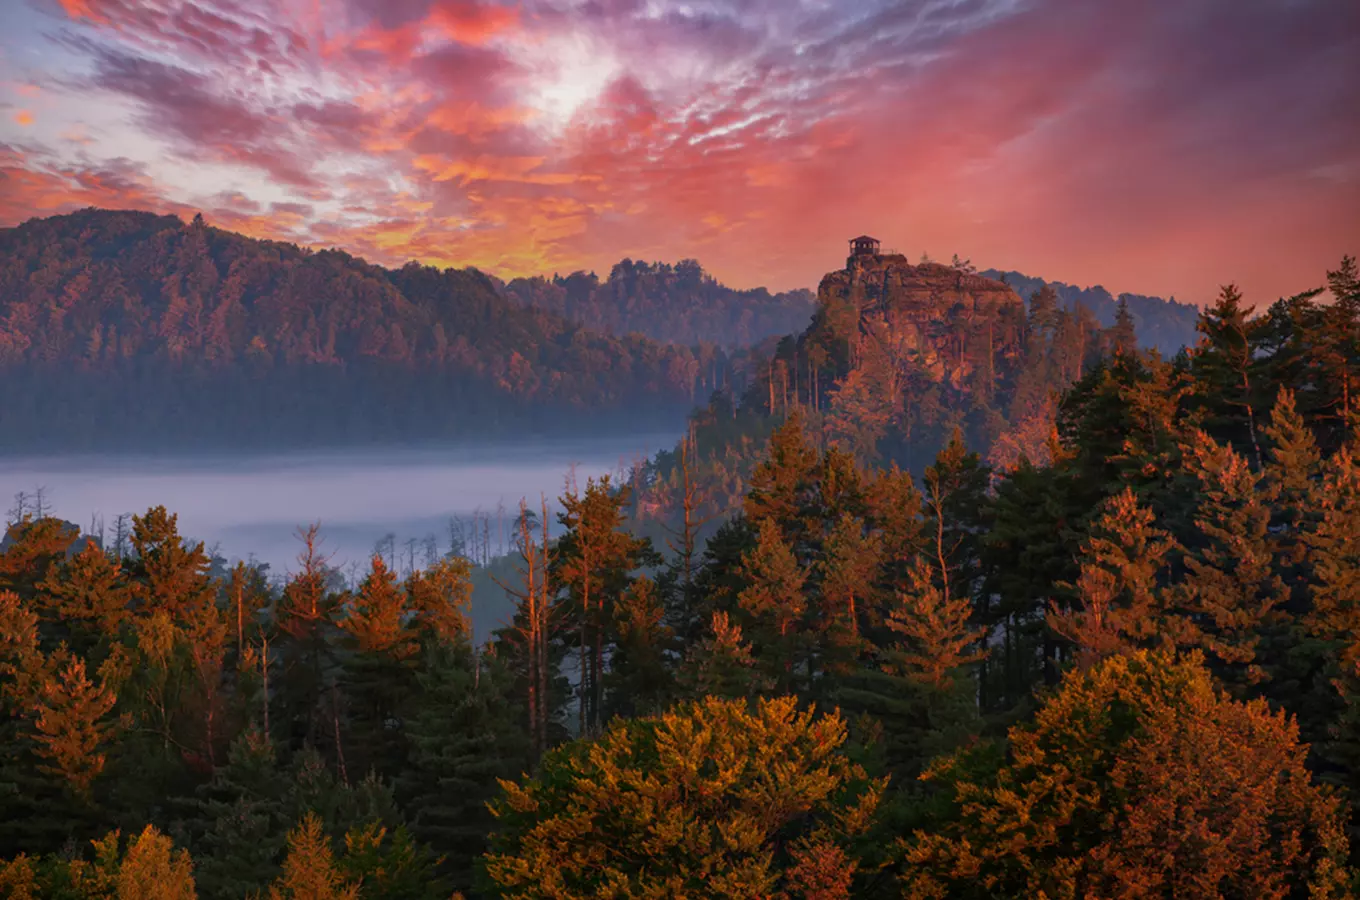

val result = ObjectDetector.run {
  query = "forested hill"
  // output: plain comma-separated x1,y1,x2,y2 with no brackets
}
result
0,209,734,452
984,268,1201,355
494,261,1194,356
495,260,817,348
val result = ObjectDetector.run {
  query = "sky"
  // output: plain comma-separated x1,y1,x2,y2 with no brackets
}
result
0,0,1357,304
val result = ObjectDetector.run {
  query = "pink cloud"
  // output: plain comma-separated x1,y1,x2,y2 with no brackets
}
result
4,0,1356,305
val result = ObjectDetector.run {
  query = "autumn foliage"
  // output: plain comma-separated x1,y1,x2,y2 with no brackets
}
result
899,650,1352,899
484,696,883,898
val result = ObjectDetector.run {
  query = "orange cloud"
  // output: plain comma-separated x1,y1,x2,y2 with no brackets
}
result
56,0,105,22
413,153,586,186
14,111,34,127
428,1,518,45
340,0,519,62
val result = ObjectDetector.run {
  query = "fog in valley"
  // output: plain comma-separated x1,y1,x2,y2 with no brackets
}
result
0,435,675,620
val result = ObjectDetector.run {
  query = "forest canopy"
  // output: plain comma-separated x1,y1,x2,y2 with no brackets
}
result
1,255,1358,897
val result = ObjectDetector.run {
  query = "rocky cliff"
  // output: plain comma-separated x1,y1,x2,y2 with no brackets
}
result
816,253,1026,388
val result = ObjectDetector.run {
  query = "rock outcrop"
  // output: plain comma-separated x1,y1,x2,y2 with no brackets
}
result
816,253,1025,388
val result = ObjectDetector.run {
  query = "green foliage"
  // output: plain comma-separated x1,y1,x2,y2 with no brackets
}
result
398,641,526,895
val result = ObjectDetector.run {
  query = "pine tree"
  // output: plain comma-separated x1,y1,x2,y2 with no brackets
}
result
405,557,471,646
0,516,79,601
920,430,990,613
898,650,1353,900
1315,255,1360,442
983,460,1080,699
485,697,884,898
496,497,554,761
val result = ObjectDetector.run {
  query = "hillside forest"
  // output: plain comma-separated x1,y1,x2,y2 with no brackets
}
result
0,209,1199,458
0,255,1357,897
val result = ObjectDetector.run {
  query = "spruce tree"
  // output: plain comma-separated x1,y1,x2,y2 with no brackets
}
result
398,639,526,894
679,610,766,701
187,730,291,900
1175,429,1285,691
605,577,674,718
884,559,986,690
818,516,881,675
1190,284,1267,467
274,526,343,758
1048,488,1178,668
553,476,656,734
743,411,820,546
31,651,118,798
339,555,421,780
127,507,215,622
737,518,807,691
0,517,79,602
1301,441,1360,839
1109,296,1137,356
36,542,131,657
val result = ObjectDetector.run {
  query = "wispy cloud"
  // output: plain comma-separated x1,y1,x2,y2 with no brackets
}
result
0,0,1356,302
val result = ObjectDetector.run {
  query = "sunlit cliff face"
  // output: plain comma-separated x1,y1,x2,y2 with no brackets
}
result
0,0,1357,302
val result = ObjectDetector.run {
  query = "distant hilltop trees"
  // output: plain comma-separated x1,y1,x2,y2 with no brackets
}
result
496,258,817,349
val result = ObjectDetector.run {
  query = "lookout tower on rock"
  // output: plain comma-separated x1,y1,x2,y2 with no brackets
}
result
849,235,880,260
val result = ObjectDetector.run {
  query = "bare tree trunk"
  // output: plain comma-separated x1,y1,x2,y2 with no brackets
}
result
261,633,270,737
538,495,552,754
520,503,539,756
331,682,348,785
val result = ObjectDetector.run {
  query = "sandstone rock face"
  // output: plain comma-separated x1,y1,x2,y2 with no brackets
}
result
817,253,1025,387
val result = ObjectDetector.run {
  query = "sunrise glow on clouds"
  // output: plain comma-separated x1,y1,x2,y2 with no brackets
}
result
0,0,1357,303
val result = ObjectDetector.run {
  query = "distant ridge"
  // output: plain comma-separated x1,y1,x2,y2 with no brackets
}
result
983,269,1201,355
0,208,728,452
494,260,817,348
